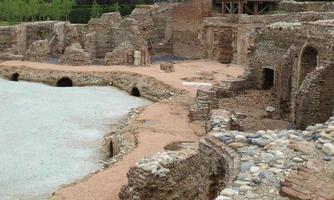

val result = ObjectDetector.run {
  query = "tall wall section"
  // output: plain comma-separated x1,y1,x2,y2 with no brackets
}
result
172,0,213,59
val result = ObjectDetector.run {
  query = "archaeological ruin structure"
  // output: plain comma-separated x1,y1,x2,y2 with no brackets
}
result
0,0,334,199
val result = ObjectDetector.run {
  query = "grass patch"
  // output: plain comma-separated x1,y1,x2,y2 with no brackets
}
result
0,21,11,26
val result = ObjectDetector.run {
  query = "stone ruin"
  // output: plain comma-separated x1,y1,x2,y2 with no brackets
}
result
1,1,334,199
0,4,174,66
24,40,50,62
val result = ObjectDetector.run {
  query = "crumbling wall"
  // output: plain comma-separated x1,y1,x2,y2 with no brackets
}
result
277,1,334,13
88,12,122,59
0,27,13,53
295,63,334,129
249,19,334,127
151,6,173,54
119,137,240,200
200,12,334,65
172,0,213,59
189,87,218,121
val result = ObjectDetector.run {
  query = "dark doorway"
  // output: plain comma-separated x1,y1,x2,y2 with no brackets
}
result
56,77,73,87
262,68,274,90
130,87,140,97
298,46,318,87
10,73,19,81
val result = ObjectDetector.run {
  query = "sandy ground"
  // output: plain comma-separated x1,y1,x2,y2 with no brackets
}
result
51,96,200,200
0,60,244,95
0,60,244,200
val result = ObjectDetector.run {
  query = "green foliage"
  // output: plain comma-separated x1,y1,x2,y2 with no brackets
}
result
0,0,74,23
0,0,138,24
91,0,102,18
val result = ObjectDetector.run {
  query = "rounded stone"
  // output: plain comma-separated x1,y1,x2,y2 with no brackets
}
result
250,166,260,174
322,143,334,156
216,196,233,200
292,157,303,163
221,188,238,196
235,134,247,143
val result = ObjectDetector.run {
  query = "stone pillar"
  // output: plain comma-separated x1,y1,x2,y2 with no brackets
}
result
134,50,141,66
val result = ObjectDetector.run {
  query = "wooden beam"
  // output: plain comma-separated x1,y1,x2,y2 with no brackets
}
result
254,2,259,15
222,1,226,14
244,4,254,15
230,1,233,14
258,4,269,14
238,2,244,14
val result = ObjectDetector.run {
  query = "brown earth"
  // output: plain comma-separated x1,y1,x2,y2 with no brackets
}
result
219,89,291,131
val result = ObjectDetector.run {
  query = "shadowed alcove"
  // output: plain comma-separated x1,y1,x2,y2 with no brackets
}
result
56,77,73,87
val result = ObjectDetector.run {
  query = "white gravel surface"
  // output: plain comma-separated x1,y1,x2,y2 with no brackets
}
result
0,79,149,200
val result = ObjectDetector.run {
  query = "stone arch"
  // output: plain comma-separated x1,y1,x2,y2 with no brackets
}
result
130,87,140,97
297,45,318,87
10,73,19,81
262,68,274,90
56,77,73,87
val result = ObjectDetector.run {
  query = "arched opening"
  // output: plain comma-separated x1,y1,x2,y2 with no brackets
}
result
262,68,274,90
56,77,73,87
10,73,19,81
298,46,318,87
131,87,140,97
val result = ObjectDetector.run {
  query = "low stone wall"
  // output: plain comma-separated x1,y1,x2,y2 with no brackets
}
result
120,137,240,200
0,64,185,102
189,87,218,121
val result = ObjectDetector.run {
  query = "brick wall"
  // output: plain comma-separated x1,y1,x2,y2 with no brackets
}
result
295,63,334,128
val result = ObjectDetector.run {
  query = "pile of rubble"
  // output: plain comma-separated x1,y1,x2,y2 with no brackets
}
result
213,115,334,200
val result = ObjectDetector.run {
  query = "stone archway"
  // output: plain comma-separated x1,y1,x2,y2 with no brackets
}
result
56,77,73,87
297,46,318,87
130,87,140,97
10,73,19,81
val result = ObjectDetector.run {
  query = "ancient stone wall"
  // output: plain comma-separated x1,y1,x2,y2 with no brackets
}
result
0,27,13,53
277,1,334,13
189,87,218,121
249,19,334,128
200,12,334,65
295,63,334,129
119,135,240,200
151,6,173,54
0,64,185,101
172,0,213,59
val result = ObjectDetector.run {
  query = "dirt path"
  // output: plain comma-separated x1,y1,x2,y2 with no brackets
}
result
51,96,200,200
